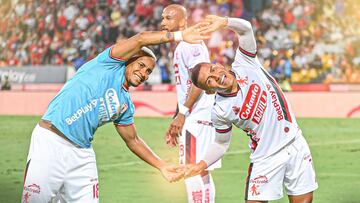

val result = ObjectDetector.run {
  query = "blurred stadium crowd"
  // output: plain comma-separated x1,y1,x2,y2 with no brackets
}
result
0,0,360,84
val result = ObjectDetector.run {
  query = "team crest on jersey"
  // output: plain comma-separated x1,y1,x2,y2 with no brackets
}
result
191,47,200,57
237,76,249,87
232,106,240,115
120,103,128,114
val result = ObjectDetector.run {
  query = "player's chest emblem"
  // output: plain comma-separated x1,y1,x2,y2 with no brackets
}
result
237,76,248,87
120,103,128,114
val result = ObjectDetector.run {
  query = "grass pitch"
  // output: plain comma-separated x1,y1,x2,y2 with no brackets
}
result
0,116,359,203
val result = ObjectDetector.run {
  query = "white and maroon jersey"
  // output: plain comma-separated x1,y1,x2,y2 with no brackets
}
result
212,47,301,162
173,41,214,121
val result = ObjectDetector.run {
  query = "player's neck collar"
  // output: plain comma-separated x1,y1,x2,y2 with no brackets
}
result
122,82,129,92
217,85,239,97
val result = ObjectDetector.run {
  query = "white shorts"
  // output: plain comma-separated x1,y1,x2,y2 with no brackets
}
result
22,125,99,203
179,119,221,170
244,135,318,201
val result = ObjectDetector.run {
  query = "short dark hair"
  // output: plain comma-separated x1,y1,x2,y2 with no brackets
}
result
190,62,207,88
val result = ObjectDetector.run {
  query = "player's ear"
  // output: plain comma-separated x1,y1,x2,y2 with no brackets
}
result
179,19,186,28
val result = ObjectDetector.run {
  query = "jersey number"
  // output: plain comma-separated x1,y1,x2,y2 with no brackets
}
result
174,64,181,85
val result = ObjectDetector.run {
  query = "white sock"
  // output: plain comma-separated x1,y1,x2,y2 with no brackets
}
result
185,175,205,203
202,173,216,203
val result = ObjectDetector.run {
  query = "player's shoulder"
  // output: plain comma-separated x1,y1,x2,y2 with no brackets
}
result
211,100,231,126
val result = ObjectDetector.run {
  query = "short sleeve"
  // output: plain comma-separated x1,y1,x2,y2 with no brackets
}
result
182,42,210,70
211,105,232,133
97,46,127,66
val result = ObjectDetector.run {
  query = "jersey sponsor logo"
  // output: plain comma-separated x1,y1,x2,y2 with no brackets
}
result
99,88,122,126
23,183,41,194
250,175,268,184
252,91,267,124
249,176,268,196
240,84,261,120
98,97,109,124
65,99,98,125
105,88,120,119
270,90,284,121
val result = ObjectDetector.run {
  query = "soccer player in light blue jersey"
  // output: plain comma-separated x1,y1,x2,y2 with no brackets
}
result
22,23,209,202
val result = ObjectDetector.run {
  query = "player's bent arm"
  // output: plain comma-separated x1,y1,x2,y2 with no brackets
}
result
183,84,203,111
111,31,176,60
115,124,166,170
185,129,231,178
202,129,232,168
226,17,257,53
111,22,210,60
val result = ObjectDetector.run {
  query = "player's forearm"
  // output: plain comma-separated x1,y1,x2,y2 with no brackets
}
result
226,17,252,34
137,31,177,47
202,131,231,167
112,31,180,60
226,17,257,52
126,136,166,170
183,84,203,110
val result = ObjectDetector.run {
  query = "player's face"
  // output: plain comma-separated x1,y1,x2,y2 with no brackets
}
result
160,8,181,32
125,56,155,87
197,63,235,94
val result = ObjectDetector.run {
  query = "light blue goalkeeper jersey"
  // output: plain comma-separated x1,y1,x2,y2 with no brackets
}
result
42,47,135,148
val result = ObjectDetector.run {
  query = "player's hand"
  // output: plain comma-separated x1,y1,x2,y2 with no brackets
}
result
201,15,228,34
184,161,208,178
160,164,186,182
165,114,185,147
182,22,211,44
165,131,177,147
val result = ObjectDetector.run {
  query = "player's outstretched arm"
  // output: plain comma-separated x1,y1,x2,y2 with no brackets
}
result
111,22,210,60
184,130,232,178
202,15,256,53
165,84,203,147
115,124,184,182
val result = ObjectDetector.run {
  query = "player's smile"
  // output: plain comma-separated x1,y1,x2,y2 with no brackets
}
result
134,73,144,83
220,75,226,85
125,56,155,87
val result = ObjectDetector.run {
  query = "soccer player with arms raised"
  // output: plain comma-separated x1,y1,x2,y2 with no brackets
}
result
21,25,207,202
186,15,318,203
161,5,221,203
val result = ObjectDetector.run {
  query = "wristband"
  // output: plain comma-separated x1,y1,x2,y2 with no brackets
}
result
173,31,183,42
178,103,189,115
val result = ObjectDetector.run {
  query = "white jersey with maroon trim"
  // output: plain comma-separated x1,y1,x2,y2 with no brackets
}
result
173,41,214,121
212,46,300,162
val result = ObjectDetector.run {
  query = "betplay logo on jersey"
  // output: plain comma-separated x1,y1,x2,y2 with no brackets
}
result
65,99,98,125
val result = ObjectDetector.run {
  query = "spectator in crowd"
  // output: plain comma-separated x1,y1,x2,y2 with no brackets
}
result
1,75,11,90
0,0,359,84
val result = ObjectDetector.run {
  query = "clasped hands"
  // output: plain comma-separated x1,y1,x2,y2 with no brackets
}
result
160,160,208,183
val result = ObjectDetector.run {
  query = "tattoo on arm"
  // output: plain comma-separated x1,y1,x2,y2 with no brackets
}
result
160,32,172,43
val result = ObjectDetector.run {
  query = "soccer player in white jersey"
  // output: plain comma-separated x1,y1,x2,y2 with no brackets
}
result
21,24,208,202
161,4,221,203
186,15,318,203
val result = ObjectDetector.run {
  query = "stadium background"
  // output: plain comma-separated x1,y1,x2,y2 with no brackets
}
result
0,0,359,202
